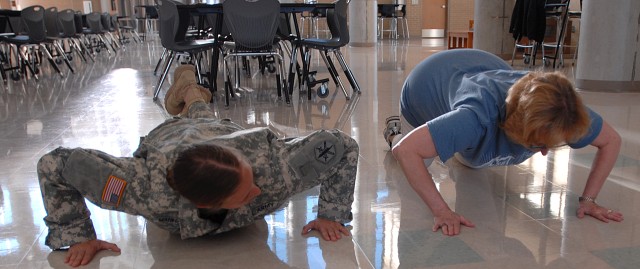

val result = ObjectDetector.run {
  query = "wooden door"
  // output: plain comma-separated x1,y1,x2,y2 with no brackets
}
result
422,0,446,37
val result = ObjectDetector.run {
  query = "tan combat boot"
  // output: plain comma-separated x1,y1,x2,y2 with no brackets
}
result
164,65,197,115
181,84,213,116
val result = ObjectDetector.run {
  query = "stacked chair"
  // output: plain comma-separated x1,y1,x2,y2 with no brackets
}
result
0,5,141,83
1,5,68,80
113,14,142,44
83,12,115,54
43,7,75,73
57,9,93,63
100,12,122,49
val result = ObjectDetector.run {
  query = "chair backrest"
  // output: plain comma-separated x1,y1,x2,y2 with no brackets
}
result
21,5,47,42
9,15,23,34
223,0,280,51
276,13,291,39
110,14,120,30
145,6,159,19
73,11,84,34
57,9,77,38
311,7,328,18
205,13,230,38
378,4,395,17
86,12,103,33
157,0,181,49
44,7,60,38
398,4,406,17
326,0,349,45
100,12,112,31
0,16,8,34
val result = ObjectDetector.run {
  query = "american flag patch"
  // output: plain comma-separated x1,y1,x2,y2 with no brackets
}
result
102,175,127,206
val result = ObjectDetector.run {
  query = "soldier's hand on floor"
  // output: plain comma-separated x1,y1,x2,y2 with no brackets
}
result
302,218,351,241
65,239,121,267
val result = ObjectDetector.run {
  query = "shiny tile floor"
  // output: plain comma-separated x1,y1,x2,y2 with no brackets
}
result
1,37,640,269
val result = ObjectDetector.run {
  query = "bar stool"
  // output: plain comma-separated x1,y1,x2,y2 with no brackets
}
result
378,4,408,39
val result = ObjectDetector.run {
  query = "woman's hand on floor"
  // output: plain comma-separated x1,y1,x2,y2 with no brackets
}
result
65,239,121,267
432,209,475,236
577,201,624,223
302,218,351,241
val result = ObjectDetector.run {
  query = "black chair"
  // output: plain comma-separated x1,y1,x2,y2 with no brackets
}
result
510,0,546,67
100,12,121,49
378,4,408,39
221,0,288,106
143,5,159,40
152,0,218,101
57,9,91,63
1,5,66,80
298,0,360,100
70,11,95,62
114,15,142,43
0,9,21,82
541,0,571,68
83,12,114,54
567,0,581,65
43,7,75,73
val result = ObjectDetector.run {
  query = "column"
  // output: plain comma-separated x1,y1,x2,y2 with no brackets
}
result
349,0,377,47
575,0,640,92
473,0,515,57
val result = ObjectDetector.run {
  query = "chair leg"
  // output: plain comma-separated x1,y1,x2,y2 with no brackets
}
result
286,42,299,96
320,50,348,99
402,18,409,38
38,44,64,77
132,30,143,42
12,45,35,80
70,39,88,63
54,42,75,73
273,51,289,104
21,47,39,80
193,55,204,85
276,46,290,103
0,45,8,83
511,40,517,66
79,37,96,62
302,48,312,100
154,48,168,76
153,51,175,100
222,55,234,107
334,50,361,94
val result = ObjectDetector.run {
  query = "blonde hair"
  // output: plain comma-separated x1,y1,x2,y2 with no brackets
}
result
501,71,590,147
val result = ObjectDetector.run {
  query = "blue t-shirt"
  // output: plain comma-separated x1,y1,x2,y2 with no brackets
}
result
400,49,602,167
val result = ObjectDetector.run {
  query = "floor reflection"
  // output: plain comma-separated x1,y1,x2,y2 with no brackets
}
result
1,36,639,268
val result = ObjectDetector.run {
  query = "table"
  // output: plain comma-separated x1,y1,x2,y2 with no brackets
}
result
176,3,334,98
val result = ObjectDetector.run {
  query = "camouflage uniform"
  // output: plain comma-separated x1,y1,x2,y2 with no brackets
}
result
37,102,359,249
